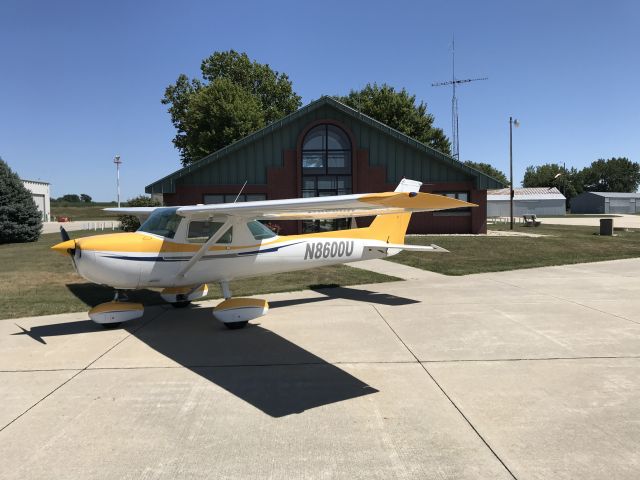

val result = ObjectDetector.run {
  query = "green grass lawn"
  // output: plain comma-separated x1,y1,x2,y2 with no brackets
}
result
388,224,640,275
51,204,118,221
0,230,399,320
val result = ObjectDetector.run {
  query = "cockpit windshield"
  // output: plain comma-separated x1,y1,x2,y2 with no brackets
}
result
138,207,182,239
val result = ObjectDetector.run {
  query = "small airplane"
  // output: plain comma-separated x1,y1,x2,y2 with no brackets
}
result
52,179,475,329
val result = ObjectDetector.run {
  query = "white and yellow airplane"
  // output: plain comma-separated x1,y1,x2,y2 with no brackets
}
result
52,179,475,329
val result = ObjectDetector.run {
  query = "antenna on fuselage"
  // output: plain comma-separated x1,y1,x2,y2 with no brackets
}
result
233,180,248,203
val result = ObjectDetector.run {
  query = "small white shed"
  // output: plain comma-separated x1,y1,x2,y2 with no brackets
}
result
487,187,566,217
21,179,51,222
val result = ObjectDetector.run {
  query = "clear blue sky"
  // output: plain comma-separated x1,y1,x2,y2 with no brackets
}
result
1,0,638,201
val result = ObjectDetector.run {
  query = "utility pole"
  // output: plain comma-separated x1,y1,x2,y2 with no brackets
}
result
114,155,122,208
509,117,520,230
432,37,487,160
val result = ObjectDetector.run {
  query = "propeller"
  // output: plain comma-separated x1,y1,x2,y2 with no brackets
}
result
53,227,81,270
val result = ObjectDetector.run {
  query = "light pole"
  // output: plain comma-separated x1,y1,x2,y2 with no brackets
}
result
114,155,122,207
509,117,520,229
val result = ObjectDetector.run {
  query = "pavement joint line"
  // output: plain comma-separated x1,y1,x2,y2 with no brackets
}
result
371,304,519,480
486,277,640,326
3,354,640,373
0,307,167,434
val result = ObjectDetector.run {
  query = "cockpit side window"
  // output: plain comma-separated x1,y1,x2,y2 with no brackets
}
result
187,221,233,244
138,207,182,239
247,220,277,240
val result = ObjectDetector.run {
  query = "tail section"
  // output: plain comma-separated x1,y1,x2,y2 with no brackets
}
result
367,178,422,243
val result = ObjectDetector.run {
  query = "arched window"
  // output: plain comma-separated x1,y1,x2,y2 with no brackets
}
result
301,124,352,197
301,124,353,232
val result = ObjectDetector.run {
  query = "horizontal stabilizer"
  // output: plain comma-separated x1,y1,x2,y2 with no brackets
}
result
365,243,449,253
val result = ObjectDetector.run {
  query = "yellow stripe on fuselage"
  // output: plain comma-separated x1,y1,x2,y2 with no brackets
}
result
71,227,380,255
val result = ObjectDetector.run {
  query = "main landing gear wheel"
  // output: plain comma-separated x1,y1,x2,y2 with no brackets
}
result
213,281,268,330
171,300,192,308
224,321,248,330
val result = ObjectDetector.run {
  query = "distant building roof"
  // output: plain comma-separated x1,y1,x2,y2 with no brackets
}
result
488,187,565,201
580,191,640,198
21,178,50,185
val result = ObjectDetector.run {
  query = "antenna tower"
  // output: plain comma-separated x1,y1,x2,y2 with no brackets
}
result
432,38,487,160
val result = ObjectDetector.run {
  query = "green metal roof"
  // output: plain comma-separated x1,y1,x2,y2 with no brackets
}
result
146,96,505,194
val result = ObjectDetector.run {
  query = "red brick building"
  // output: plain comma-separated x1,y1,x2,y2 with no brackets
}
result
146,97,504,234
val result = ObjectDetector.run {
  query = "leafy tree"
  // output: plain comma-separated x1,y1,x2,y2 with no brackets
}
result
162,50,302,166
336,83,451,155
119,195,161,232
59,194,81,203
522,163,582,205
0,157,42,244
80,193,92,203
582,157,640,192
463,161,508,185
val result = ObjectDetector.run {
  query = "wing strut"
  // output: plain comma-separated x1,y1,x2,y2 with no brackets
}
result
176,220,233,278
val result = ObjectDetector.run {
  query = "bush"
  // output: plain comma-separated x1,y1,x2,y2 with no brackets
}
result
120,195,161,232
0,158,42,244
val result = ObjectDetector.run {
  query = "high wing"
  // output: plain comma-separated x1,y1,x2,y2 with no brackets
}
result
172,191,475,221
103,207,158,223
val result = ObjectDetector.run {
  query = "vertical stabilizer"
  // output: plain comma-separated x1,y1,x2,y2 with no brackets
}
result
368,178,422,243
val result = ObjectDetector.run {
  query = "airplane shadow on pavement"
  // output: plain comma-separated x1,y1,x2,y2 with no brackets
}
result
11,284,420,417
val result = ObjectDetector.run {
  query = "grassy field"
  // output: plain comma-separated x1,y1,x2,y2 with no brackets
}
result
0,230,398,320
388,223,640,275
51,203,119,221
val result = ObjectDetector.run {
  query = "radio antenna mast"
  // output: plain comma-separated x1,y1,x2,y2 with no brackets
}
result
432,37,487,160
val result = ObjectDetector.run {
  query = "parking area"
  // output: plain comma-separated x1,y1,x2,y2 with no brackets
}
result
1,259,639,479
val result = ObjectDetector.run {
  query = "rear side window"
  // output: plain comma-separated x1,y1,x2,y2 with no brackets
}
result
247,220,277,240
187,221,232,244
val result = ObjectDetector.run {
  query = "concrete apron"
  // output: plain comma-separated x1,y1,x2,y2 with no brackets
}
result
1,258,640,479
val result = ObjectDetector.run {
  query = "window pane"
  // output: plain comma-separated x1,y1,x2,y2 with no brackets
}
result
224,194,242,203
327,125,350,149
218,227,233,243
245,194,266,202
337,176,351,189
302,177,315,190
302,152,324,169
317,177,337,190
187,221,223,243
458,192,469,202
247,220,277,240
302,190,316,197
203,194,224,204
138,207,182,239
327,152,351,173
302,126,325,150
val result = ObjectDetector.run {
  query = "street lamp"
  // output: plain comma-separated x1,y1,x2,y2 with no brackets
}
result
113,155,122,208
509,117,520,230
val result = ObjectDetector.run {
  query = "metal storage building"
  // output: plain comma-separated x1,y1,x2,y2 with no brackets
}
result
571,192,640,214
487,187,566,217
146,96,505,234
21,179,51,222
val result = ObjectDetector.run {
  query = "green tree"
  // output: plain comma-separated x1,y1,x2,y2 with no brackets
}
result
80,193,92,203
463,161,508,185
582,157,640,192
522,163,581,202
336,83,451,155
0,157,42,244
162,50,302,166
119,195,161,232
59,194,81,203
